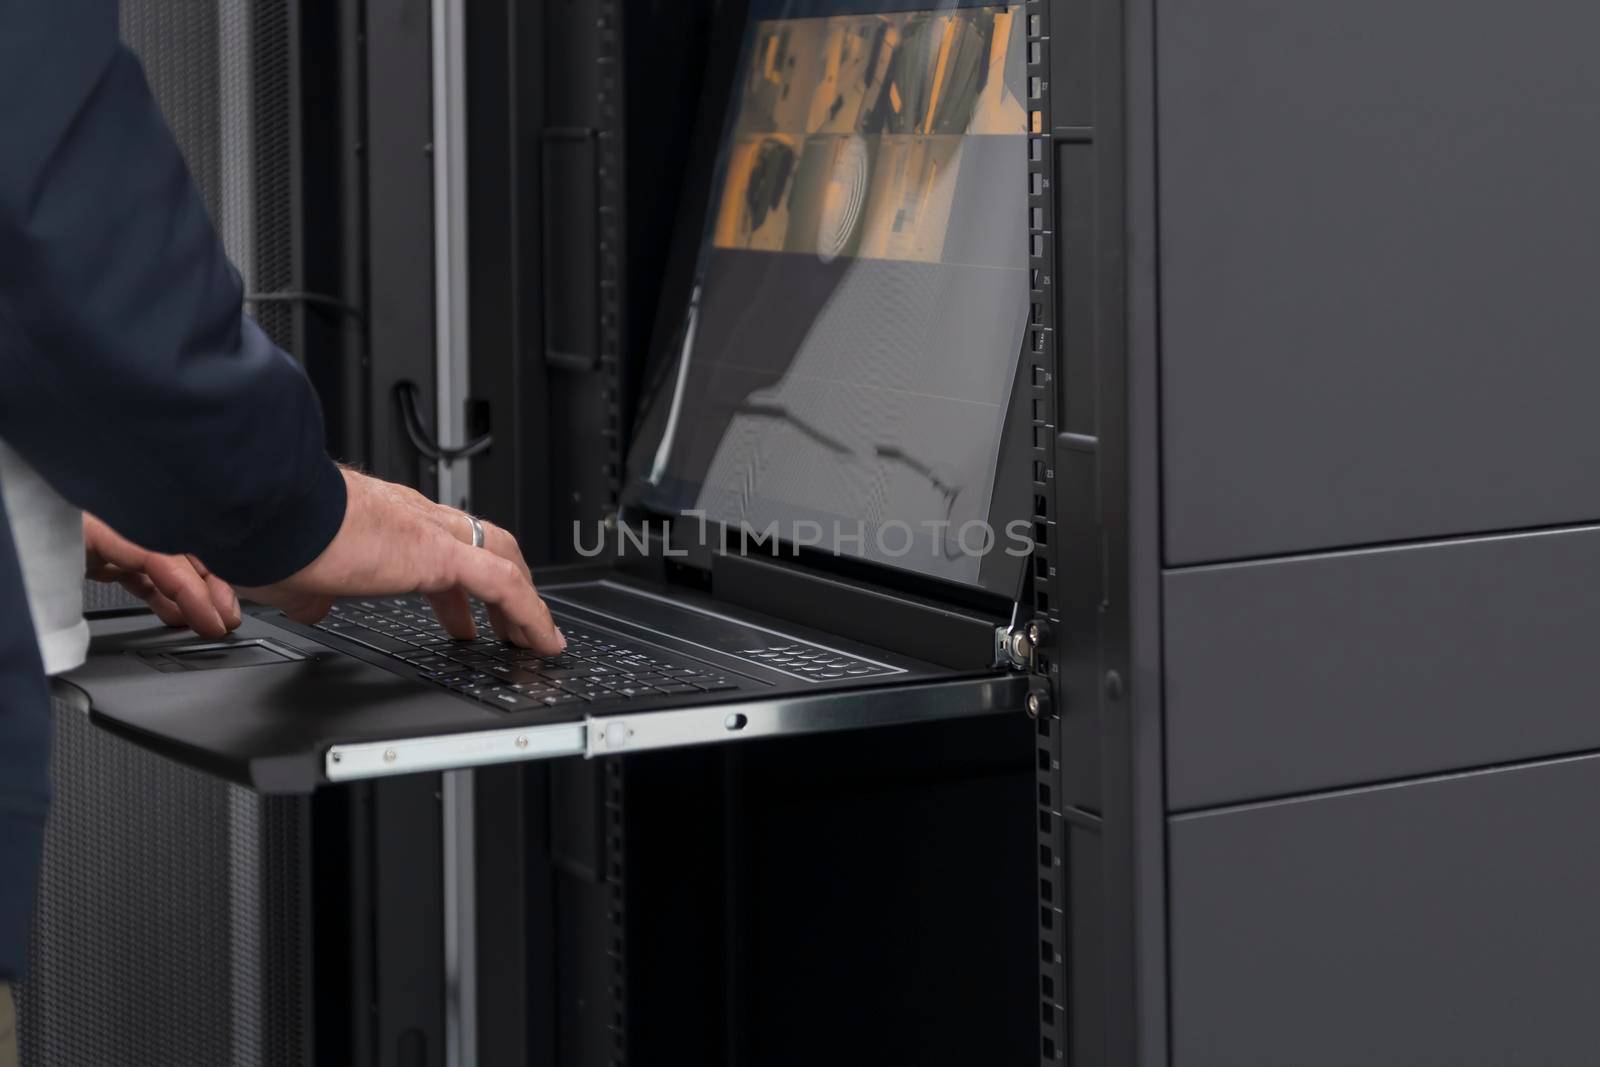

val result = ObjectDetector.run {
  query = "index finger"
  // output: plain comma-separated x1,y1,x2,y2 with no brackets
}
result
444,546,564,653
83,514,151,572
443,510,532,584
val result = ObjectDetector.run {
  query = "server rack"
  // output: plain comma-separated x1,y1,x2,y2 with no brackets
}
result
41,1,1600,1064
1028,1,1157,1063
471,2,1048,1064
510,2,1600,1064
1034,0,1600,1064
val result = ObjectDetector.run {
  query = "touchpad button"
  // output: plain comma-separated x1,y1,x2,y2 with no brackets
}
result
139,639,305,672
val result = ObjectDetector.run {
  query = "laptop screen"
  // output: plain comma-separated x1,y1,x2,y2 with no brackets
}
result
626,0,1030,594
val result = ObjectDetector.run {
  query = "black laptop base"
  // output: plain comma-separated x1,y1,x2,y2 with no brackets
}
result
67,567,1022,793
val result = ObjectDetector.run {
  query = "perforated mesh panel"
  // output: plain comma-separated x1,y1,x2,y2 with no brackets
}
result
80,583,145,614
21,6,311,1065
18,694,309,1067
119,0,298,352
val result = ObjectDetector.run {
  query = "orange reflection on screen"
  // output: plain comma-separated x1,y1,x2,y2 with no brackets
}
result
714,5,1024,265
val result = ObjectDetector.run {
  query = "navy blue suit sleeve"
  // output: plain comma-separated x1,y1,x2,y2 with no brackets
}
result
0,0,346,586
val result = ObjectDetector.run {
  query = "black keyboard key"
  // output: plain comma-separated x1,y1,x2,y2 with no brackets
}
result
556,677,602,693
318,596,759,708
487,665,542,685
484,688,537,712
334,628,415,654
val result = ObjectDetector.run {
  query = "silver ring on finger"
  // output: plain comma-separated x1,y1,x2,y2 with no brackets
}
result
466,514,485,549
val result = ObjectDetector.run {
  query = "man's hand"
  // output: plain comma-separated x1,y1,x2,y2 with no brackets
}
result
85,514,242,638
241,468,564,654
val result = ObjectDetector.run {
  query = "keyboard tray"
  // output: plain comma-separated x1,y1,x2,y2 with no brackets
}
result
66,576,1023,793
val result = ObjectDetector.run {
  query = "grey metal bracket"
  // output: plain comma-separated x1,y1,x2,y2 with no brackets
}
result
585,675,1020,757
322,676,1024,782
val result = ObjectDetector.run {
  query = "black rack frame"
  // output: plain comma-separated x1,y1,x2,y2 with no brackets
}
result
1032,0,1163,1063
371,0,1144,1062
520,1,1106,1063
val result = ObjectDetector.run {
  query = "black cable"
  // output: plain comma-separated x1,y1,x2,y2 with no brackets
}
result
394,381,493,462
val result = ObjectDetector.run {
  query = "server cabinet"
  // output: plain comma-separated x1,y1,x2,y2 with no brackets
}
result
1169,754,1600,1067
1038,0,1600,1065
461,2,1043,1064
1156,0,1600,565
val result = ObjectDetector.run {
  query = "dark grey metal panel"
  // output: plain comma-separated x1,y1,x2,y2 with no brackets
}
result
1157,0,1600,564
1166,525,1600,809
1123,0,1171,1059
22,690,309,1067
1170,753,1600,1067
365,0,437,495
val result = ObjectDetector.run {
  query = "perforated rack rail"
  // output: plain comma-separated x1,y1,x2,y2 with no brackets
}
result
595,5,629,1064
596,2,627,519
1025,3,1069,1063
1034,0,1138,1060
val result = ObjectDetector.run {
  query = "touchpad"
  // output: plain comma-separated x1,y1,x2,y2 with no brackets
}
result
139,639,306,673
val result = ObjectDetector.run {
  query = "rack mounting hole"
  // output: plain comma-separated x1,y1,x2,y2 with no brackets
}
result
724,713,749,732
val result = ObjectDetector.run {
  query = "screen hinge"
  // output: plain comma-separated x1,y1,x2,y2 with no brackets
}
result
997,618,1048,671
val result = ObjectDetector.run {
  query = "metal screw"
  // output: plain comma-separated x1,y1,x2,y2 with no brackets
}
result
515,735,529,749
1026,619,1051,647
383,748,397,764
1026,691,1044,719
330,752,342,764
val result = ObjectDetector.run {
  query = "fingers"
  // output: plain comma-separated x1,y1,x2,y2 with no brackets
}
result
443,544,564,653
84,518,241,637
205,572,244,630
426,589,478,640
83,513,150,573
441,509,533,584
116,573,188,629
190,556,243,631
484,523,533,583
434,509,540,645
249,470,559,651
142,553,229,638
282,594,337,626
486,603,514,644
